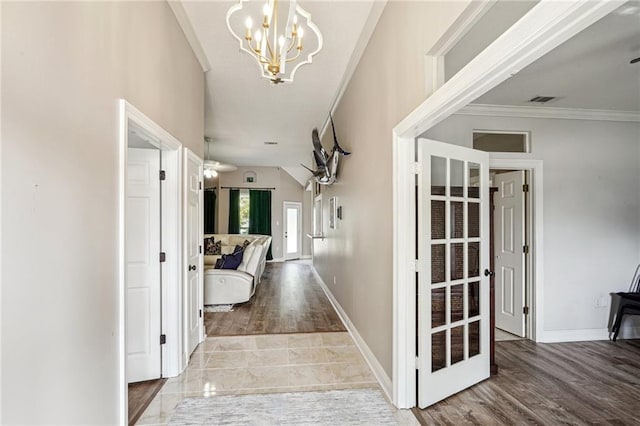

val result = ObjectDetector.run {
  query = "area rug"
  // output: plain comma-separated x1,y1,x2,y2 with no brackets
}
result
168,388,397,425
203,304,234,313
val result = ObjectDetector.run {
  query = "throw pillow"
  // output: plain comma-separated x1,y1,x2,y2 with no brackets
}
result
212,240,222,255
204,237,216,255
233,244,244,254
214,258,224,269
219,248,244,270
243,239,252,248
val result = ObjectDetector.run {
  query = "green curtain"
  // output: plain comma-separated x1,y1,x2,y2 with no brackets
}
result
249,190,273,260
204,190,216,234
228,189,240,234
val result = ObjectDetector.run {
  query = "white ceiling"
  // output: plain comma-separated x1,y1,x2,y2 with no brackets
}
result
179,1,378,183
474,3,640,111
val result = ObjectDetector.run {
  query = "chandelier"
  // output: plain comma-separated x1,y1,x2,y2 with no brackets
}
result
226,0,323,84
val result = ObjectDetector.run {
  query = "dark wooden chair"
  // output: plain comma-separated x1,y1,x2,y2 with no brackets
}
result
611,265,640,341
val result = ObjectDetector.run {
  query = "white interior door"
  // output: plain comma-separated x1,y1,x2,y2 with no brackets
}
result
494,171,526,337
284,201,302,260
418,139,490,408
184,149,203,357
126,148,161,383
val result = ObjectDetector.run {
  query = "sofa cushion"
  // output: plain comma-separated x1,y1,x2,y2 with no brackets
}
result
217,248,244,270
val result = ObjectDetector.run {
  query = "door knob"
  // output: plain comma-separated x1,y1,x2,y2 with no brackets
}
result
189,265,197,271
484,269,494,277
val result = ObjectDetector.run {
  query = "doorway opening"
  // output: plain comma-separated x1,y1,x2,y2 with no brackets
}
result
284,201,302,260
118,100,184,425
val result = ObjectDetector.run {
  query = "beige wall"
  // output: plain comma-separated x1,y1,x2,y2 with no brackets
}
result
312,1,470,378
1,2,204,423
216,167,306,259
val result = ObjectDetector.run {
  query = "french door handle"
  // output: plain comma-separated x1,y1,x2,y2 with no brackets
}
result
189,265,197,271
484,269,494,277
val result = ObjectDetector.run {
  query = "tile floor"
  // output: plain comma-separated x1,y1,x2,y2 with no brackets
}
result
136,332,418,425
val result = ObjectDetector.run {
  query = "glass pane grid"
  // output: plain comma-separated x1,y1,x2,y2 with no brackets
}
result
428,155,485,370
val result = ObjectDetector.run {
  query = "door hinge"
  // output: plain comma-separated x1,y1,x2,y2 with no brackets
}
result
159,170,166,181
415,356,420,369
522,184,529,193
199,245,203,254
199,181,203,190
523,306,530,315
199,309,203,318
412,162,421,175
523,245,529,254
160,334,167,345
413,259,420,272
159,252,166,263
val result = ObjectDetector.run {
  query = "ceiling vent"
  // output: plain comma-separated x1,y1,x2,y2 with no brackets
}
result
528,96,556,103
264,141,278,145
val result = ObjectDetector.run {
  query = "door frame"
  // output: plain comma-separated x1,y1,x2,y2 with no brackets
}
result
118,100,183,425
392,0,619,409
490,159,543,342
283,201,303,260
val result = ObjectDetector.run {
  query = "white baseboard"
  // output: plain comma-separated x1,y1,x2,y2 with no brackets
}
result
541,326,640,343
301,255,312,260
311,268,393,401
267,258,284,263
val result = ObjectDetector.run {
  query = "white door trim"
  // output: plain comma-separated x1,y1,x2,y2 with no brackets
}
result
392,0,620,409
490,158,543,342
118,100,183,425
283,201,303,260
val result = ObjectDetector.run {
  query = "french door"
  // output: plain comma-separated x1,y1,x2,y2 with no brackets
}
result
417,139,490,407
283,201,302,260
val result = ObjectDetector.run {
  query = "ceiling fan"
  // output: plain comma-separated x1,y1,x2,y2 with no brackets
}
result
631,57,640,64
203,137,237,178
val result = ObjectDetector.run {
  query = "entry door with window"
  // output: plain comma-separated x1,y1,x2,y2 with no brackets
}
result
184,149,203,357
494,170,526,337
126,148,162,383
283,202,302,260
418,139,490,407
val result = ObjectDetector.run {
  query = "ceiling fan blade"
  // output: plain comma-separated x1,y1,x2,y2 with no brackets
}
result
631,57,640,64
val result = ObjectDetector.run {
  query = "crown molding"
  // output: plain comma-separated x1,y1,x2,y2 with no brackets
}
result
457,103,640,122
168,1,211,72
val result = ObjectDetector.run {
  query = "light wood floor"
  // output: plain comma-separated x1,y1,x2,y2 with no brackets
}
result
413,339,640,425
205,261,346,336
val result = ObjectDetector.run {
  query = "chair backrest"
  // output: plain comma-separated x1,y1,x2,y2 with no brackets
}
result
630,264,640,293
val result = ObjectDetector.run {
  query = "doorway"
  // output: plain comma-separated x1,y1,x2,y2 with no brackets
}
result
283,201,302,260
119,100,185,425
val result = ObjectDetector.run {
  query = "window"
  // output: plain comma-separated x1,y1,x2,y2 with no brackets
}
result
239,190,250,234
472,131,529,153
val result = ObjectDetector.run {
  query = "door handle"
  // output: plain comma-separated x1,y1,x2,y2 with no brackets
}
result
484,269,494,277
285,232,288,238
189,265,197,271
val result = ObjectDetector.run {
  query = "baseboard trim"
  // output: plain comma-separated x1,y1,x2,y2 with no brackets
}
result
311,268,393,401
301,255,312,260
267,258,285,263
541,326,640,343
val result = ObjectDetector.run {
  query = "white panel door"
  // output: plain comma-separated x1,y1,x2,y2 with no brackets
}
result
126,148,161,383
184,149,203,357
418,139,490,408
283,202,302,260
494,171,526,337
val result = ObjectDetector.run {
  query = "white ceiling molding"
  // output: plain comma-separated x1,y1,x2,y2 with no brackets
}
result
168,1,212,72
319,1,387,140
457,104,640,122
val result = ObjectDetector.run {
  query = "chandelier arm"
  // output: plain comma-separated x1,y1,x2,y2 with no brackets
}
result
245,42,271,64
286,35,298,54
285,48,302,63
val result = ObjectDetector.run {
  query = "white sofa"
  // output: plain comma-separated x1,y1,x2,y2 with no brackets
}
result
203,234,272,305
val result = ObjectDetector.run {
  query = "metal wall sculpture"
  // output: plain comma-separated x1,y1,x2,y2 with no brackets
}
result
302,115,350,185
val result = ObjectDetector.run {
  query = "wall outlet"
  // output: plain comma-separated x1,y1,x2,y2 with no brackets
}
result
595,296,608,308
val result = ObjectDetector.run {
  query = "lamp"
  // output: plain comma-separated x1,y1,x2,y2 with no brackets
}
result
226,0,323,84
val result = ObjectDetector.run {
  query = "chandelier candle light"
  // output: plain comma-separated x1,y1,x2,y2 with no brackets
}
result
226,0,322,84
